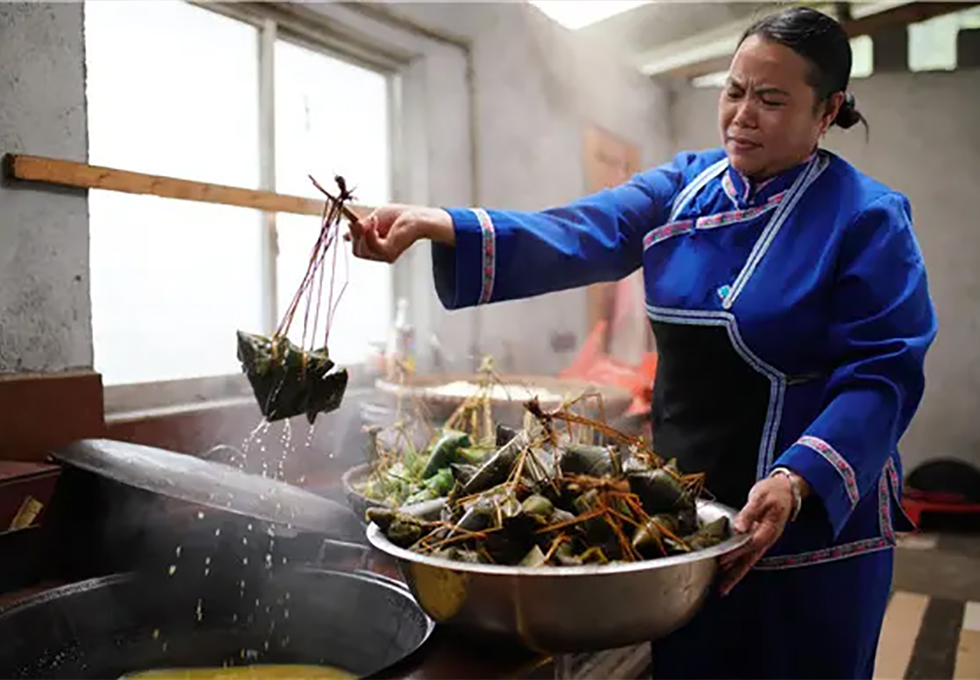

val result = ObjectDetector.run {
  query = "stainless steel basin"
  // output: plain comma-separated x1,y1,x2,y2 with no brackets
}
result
366,499,750,653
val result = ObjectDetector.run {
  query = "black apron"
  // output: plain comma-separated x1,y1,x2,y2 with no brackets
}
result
649,320,770,510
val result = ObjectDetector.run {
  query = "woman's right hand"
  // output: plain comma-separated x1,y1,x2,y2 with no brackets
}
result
346,205,455,263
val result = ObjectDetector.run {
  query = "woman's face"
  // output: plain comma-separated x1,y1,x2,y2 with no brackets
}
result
718,35,842,179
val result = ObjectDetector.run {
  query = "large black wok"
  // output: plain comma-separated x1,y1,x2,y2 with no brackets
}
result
0,565,433,679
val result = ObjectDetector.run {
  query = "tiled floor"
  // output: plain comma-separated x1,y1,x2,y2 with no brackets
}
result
877,530,980,679
876,591,980,679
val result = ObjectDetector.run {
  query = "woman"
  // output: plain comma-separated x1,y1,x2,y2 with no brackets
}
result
348,7,937,679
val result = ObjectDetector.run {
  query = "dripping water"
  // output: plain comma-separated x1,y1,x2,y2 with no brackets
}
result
166,416,318,661
277,419,294,481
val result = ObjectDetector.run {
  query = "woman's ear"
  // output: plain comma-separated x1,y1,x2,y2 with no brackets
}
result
820,91,845,132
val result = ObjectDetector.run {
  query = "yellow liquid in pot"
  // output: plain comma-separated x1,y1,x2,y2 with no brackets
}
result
126,665,355,680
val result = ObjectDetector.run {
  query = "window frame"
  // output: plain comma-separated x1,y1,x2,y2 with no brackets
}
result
94,0,411,414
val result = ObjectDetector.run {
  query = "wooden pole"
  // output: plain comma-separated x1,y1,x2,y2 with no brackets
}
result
3,154,374,220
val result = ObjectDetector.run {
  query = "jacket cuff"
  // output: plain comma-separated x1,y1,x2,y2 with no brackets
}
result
773,435,861,538
431,207,495,310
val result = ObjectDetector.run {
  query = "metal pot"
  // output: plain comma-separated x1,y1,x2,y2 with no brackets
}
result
366,499,750,654
340,464,386,525
0,566,434,679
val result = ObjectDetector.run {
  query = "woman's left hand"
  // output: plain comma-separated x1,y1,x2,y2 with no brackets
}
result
717,474,803,596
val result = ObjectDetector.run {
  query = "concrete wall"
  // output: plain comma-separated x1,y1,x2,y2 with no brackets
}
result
0,3,91,373
668,70,980,470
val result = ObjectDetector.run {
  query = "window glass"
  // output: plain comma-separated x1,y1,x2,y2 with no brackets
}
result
85,0,264,385
909,13,958,72
89,194,266,384
850,36,874,78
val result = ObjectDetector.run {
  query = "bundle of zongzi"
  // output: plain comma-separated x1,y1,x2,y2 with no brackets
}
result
237,175,358,424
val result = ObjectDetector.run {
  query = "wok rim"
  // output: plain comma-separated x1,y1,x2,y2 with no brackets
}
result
0,567,437,640
365,499,751,577
0,572,134,616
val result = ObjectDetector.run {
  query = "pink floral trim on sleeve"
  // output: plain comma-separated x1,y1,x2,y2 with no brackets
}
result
471,208,495,305
798,435,860,508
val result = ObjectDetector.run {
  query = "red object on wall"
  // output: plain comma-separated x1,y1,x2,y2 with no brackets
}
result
559,320,657,418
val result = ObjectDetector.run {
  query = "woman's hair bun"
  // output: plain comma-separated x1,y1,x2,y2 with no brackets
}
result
834,92,863,130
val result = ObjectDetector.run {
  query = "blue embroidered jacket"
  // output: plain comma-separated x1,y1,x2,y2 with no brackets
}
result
431,147,938,569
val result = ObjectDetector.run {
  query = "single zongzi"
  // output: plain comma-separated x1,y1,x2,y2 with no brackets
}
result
237,330,348,424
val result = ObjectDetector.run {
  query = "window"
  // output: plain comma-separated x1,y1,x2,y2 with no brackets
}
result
908,6,980,72
850,36,875,79
85,1,263,386
84,1,394,392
